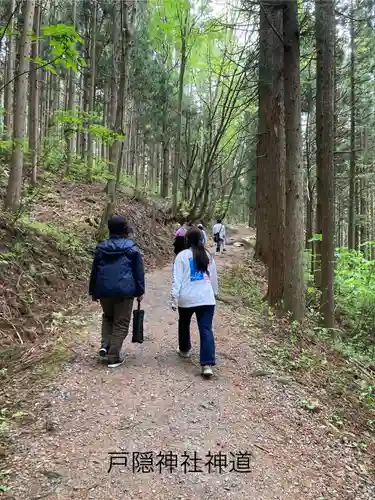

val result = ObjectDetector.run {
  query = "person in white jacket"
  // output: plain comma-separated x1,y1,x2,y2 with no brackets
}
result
212,219,226,254
171,227,218,377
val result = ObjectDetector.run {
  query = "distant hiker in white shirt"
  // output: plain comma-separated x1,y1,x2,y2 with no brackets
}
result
171,227,218,378
212,219,226,254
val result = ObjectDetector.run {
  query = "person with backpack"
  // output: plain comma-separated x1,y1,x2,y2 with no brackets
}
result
89,215,145,368
212,219,226,254
171,227,218,378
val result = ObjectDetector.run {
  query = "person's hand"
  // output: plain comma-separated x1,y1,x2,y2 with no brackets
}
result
137,295,144,303
170,297,177,311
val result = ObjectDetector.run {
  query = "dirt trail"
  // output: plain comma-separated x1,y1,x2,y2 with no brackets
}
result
4,242,374,500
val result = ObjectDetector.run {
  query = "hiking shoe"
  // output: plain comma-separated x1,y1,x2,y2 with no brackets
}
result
177,348,191,359
201,365,213,377
99,346,108,357
107,358,124,368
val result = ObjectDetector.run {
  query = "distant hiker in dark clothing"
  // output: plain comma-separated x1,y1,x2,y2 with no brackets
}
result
89,215,145,368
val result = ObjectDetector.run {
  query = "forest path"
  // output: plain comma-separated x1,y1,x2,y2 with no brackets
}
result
5,237,372,500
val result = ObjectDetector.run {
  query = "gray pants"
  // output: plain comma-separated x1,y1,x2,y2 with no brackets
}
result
100,297,134,362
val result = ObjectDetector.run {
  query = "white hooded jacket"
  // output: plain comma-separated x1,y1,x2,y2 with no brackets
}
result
172,249,218,308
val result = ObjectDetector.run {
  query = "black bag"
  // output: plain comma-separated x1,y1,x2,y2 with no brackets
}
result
214,224,223,243
132,301,144,343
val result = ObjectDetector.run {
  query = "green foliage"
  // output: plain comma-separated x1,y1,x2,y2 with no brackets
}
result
334,247,375,352
308,233,322,242
32,24,86,73
41,110,124,182
54,109,83,129
66,156,113,183
359,381,375,411
0,136,29,160
271,343,325,372
54,110,123,143
24,219,84,255
88,124,123,144
0,138,13,154
219,262,262,309
40,135,66,172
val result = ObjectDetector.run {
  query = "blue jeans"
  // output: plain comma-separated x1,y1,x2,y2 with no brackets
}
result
178,305,216,366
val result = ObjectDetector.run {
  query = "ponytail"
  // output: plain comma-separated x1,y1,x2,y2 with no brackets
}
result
186,227,209,274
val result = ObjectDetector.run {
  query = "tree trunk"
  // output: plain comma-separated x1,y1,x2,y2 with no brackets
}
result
160,85,169,198
348,1,356,250
125,99,134,175
40,67,47,148
5,0,36,211
265,1,286,307
283,0,305,321
315,0,335,328
172,13,188,216
87,0,97,181
81,73,89,161
97,5,120,239
75,70,83,156
371,190,375,260
254,4,271,264
3,0,17,138
102,78,109,162
360,127,368,255
114,1,134,188
134,120,140,188
97,1,135,240
29,3,41,186
305,89,314,258
65,0,76,174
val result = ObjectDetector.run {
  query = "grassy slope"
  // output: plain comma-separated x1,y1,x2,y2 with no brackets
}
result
0,180,173,370
219,257,375,470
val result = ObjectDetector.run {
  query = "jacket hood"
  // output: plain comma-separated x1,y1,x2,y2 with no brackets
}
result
98,237,136,259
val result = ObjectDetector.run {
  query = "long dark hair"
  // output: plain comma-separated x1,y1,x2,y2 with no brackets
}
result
186,228,209,274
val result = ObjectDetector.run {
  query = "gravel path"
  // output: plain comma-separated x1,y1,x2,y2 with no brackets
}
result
5,247,374,499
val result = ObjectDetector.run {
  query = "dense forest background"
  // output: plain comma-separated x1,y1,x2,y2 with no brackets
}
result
0,0,374,414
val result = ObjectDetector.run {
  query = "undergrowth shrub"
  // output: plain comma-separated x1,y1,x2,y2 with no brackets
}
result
66,155,109,182
221,257,375,426
20,218,86,255
220,262,262,309
41,135,65,172
335,248,375,355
